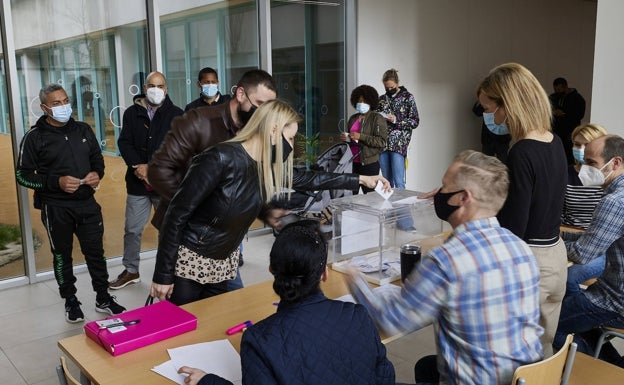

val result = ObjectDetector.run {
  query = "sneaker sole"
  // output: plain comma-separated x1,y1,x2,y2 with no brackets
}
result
108,277,141,290
95,306,117,315
65,315,84,323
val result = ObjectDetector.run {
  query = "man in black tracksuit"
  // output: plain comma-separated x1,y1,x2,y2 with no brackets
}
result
16,84,125,323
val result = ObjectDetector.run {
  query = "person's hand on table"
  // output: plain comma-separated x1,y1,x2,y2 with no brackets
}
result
150,282,174,301
178,366,207,385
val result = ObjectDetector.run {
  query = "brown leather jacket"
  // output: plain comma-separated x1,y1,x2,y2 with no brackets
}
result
148,101,241,228
148,100,362,229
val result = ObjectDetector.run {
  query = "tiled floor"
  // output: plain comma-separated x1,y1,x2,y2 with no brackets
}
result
0,230,434,385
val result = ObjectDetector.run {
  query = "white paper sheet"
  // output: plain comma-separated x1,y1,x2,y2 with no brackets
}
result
393,196,428,205
375,180,394,200
152,339,242,385
335,284,401,304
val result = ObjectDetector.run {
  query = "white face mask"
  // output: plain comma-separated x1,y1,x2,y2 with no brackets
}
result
201,84,219,98
47,104,73,123
356,102,370,114
578,159,613,186
146,87,165,105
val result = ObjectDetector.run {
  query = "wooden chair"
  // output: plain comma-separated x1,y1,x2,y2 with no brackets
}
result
594,326,624,358
512,334,577,385
56,356,80,385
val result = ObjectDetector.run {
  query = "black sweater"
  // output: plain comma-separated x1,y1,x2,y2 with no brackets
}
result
498,136,567,245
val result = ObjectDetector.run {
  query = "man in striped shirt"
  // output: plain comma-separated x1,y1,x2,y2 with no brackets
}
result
556,134,624,363
347,150,543,385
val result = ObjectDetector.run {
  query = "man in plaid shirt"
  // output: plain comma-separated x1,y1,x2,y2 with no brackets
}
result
556,134,624,363
347,150,543,385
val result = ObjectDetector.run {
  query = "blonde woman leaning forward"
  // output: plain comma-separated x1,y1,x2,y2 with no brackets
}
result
150,99,299,306
477,63,568,356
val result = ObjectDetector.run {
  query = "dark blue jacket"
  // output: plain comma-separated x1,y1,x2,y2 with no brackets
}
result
200,291,395,385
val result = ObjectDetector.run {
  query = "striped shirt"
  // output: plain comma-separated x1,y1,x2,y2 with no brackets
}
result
561,166,604,229
348,217,543,385
564,174,624,315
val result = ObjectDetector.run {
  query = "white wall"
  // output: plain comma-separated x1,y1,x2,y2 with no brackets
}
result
590,0,624,136
357,0,596,191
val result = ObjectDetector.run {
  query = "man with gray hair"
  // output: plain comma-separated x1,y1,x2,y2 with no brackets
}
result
347,150,543,385
16,84,125,323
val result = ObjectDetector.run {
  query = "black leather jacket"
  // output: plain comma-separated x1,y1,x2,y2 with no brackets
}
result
153,141,361,285
153,142,259,285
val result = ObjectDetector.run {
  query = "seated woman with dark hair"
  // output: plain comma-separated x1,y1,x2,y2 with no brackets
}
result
179,220,396,385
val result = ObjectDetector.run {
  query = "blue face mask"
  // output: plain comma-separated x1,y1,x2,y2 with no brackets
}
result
356,102,370,114
573,147,584,164
47,104,73,123
483,107,509,135
201,84,219,98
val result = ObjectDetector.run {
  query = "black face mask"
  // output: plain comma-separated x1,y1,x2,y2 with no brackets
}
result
238,103,257,125
271,135,293,163
386,88,397,96
433,189,464,221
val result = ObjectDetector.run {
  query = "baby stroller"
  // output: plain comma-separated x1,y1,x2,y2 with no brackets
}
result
273,142,356,234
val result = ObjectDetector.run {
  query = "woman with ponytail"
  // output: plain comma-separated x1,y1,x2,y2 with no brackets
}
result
179,220,396,385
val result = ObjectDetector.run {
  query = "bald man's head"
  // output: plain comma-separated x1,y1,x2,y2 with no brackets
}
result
144,71,167,106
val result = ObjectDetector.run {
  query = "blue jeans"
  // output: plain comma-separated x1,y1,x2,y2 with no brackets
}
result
566,254,605,295
227,268,244,291
554,291,624,355
226,243,244,291
379,151,406,189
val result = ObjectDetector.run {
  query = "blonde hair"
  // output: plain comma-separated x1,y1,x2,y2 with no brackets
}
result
228,99,299,202
453,150,509,213
382,68,399,83
477,63,552,142
571,123,607,143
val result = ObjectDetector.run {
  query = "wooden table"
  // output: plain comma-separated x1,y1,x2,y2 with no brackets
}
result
567,351,624,384
58,270,352,385
59,233,624,385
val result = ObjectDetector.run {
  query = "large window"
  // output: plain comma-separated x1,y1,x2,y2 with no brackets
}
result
0,43,25,280
10,0,150,274
271,0,345,166
0,0,347,285
159,1,258,109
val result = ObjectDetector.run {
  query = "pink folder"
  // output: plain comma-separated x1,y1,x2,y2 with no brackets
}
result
84,300,197,356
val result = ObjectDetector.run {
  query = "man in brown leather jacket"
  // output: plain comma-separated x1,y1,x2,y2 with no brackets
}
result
148,69,389,290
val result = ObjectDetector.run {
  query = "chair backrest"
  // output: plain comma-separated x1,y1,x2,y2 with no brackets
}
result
57,356,81,385
512,334,577,385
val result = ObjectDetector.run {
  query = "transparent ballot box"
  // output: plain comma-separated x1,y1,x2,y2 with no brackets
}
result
329,189,444,285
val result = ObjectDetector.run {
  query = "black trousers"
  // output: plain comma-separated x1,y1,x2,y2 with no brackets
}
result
169,276,229,306
41,200,109,300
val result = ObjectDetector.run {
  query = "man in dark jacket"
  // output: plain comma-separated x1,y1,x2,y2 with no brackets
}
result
109,71,183,290
185,67,231,111
550,77,586,165
148,69,389,291
16,84,126,323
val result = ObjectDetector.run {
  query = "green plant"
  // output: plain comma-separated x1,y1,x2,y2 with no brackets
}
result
0,224,21,250
294,131,320,167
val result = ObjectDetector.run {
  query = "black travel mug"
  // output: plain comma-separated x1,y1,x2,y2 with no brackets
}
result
400,244,421,282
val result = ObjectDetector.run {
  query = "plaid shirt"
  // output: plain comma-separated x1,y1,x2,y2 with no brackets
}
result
564,174,624,315
348,217,543,385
